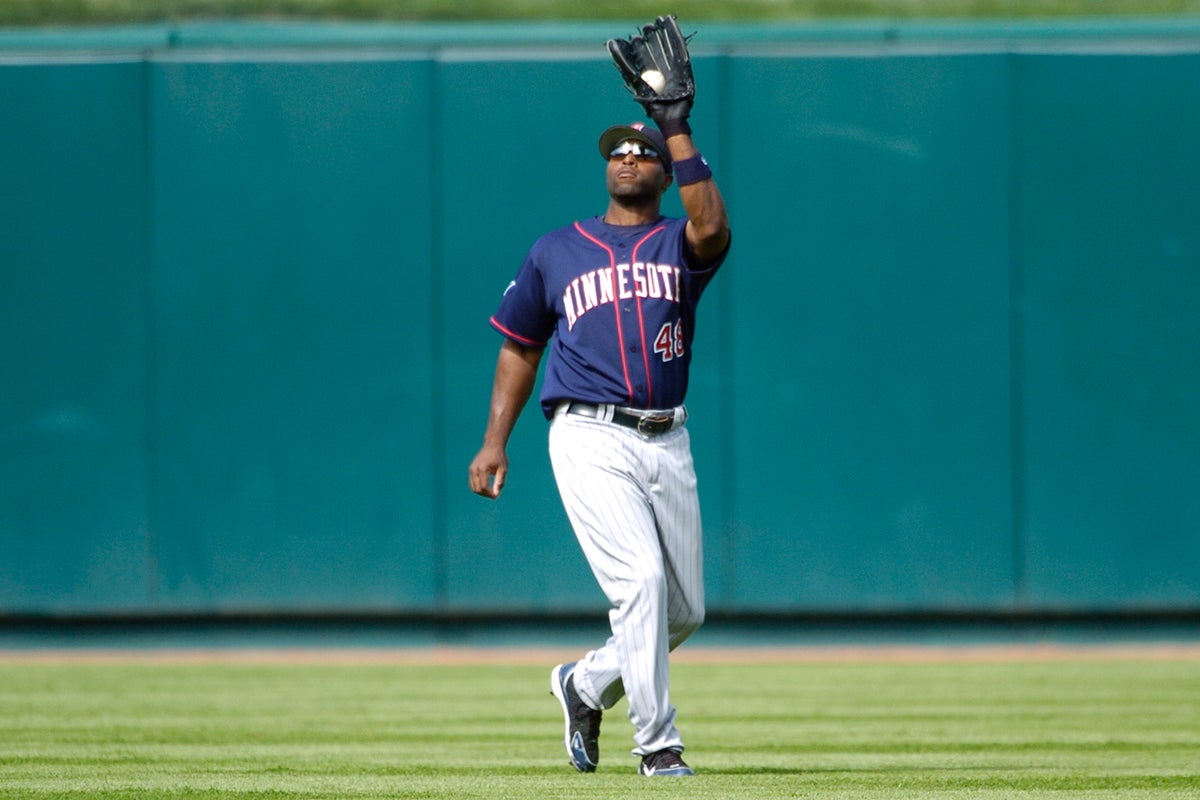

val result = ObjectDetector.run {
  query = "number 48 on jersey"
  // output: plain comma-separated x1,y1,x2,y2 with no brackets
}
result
654,321,685,362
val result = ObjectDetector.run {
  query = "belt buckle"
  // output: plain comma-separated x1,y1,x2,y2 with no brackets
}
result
637,413,673,436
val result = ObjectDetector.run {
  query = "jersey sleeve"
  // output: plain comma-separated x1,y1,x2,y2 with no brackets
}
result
489,248,555,347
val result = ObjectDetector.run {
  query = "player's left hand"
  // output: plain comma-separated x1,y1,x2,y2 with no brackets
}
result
607,15,695,133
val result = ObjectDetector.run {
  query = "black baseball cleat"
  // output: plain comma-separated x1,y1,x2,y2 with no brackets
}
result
550,662,602,772
638,748,694,777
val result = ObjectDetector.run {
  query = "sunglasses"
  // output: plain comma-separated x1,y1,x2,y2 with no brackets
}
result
609,141,661,160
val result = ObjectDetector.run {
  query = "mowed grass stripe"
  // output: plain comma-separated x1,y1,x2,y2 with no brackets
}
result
0,657,1197,799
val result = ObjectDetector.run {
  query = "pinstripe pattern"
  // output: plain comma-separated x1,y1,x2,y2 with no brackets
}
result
548,406,705,756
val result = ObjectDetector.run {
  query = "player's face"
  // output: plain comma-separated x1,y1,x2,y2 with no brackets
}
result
605,139,670,202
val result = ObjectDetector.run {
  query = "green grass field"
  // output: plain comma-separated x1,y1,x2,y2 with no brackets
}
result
1,650,1198,799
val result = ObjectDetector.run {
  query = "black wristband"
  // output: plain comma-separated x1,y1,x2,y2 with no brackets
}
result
673,153,712,186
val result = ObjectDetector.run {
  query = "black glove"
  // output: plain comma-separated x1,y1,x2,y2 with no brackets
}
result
606,15,696,137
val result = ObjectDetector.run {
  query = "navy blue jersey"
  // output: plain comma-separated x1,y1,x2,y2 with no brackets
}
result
491,214,729,419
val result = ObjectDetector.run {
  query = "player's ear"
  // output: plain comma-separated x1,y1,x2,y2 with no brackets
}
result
661,172,673,193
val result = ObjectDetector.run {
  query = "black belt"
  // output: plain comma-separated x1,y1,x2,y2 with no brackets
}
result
565,402,682,436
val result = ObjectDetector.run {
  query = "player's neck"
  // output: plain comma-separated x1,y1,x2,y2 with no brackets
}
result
603,202,661,227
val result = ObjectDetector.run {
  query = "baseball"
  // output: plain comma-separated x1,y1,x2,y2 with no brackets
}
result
641,69,666,94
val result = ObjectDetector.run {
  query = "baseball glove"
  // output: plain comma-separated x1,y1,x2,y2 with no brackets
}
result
606,15,695,132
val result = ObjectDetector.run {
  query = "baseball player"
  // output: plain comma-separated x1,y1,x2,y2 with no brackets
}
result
468,16,729,777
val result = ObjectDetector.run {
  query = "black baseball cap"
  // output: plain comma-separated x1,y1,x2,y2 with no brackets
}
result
598,122,673,174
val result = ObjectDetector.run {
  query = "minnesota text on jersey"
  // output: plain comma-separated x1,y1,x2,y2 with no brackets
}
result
564,260,684,331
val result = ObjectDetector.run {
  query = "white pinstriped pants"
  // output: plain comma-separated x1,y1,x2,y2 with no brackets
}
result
548,404,706,757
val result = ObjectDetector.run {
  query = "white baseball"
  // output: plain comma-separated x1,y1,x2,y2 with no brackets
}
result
641,69,666,94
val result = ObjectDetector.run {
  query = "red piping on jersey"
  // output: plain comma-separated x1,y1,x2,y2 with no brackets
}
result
490,317,546,347
573,221,633,402
572,221,666,407
630,225,667,406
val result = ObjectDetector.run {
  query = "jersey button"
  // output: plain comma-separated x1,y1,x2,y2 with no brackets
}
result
629,344,638,353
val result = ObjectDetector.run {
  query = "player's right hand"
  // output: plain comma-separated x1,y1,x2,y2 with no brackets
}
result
468,446,508,499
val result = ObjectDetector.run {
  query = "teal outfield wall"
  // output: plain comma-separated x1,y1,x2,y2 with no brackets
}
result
2,21,1198,617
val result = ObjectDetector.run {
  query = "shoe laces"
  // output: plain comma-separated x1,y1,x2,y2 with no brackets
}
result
644,749,687,770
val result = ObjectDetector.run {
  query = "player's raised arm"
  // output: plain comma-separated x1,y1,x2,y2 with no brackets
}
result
607,14,729,263
666,132,729,263
468,339,543,499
